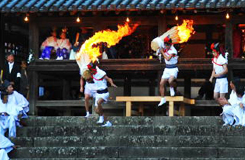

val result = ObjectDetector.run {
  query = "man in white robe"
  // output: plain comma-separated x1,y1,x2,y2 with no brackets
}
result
231,86,244,126
0,134,15,160
219,78,241,126
0,80,29,137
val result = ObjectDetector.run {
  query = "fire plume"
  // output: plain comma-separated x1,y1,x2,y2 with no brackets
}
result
76,22,139,62
177,20,194,43
151,19,194,51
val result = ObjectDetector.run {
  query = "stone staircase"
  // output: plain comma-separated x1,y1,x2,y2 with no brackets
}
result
9,116,245,159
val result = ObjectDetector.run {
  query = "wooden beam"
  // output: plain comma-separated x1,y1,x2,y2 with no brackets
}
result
183,98,195,105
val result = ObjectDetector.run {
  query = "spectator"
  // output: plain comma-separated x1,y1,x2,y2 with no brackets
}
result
19,60,29,98
2,53,21,92
0,80,29,137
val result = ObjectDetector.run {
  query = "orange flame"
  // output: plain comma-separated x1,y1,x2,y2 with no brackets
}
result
177,20,194,43
76,22,139,62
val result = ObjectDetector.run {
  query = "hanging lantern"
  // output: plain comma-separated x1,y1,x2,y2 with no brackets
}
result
24,14,29,22
175,15,178,21
76,16,81,23
226,13,230,19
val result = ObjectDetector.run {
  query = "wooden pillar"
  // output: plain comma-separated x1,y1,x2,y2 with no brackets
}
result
225,20,234,83
126,101,132,117
92,17,102,33
184,77,191,98
62,79,70,100
169,101,174,117
29,71,38,115
0,13,4,70
124,75,131,96
29,20,39,59
149,78,155,96
157,71,162,95
225,20,233,58
158,15,167,36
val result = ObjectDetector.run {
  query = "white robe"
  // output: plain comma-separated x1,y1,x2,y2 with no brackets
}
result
0,91,29,137
233,94,245,126
221,90,237,125
57,39,71,52
0,134,14,160
40,36,58,50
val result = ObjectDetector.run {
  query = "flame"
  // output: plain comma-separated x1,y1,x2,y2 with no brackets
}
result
76,22,138,62
177,20,194,43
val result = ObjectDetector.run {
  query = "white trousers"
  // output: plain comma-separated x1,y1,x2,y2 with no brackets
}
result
233,106,245,126
0,115,16,138
221,105,235,125
0,149,9,160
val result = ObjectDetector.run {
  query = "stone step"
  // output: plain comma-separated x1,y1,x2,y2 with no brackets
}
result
12,135,245,148
16,125,245,137
22,116,224,126
9,146,245,158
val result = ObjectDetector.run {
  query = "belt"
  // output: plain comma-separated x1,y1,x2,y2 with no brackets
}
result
97,88,108,94
87,81,94,84
166,64,177,68
216,75,227,79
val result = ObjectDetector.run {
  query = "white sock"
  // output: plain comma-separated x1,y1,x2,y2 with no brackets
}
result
99,116,104,121
170,87,175,96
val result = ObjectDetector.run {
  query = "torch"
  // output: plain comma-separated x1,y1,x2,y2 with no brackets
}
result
151,20,194,53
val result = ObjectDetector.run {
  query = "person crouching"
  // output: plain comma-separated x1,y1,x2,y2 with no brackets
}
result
82,63,117,127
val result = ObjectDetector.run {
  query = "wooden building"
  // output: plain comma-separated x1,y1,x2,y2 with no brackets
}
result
0,0,245,116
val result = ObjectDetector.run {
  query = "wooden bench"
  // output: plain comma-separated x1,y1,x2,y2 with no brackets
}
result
116,96,195,117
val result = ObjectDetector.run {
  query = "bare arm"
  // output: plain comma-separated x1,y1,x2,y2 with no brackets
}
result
209,69,215,82
217,97,230,106
213,64,228,78
80,77,84,93
104,76,117,88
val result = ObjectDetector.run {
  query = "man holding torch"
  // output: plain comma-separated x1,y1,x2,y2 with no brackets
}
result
158,36,178,106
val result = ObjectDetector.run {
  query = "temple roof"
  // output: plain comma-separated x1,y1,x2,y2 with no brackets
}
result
0,0,244,13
